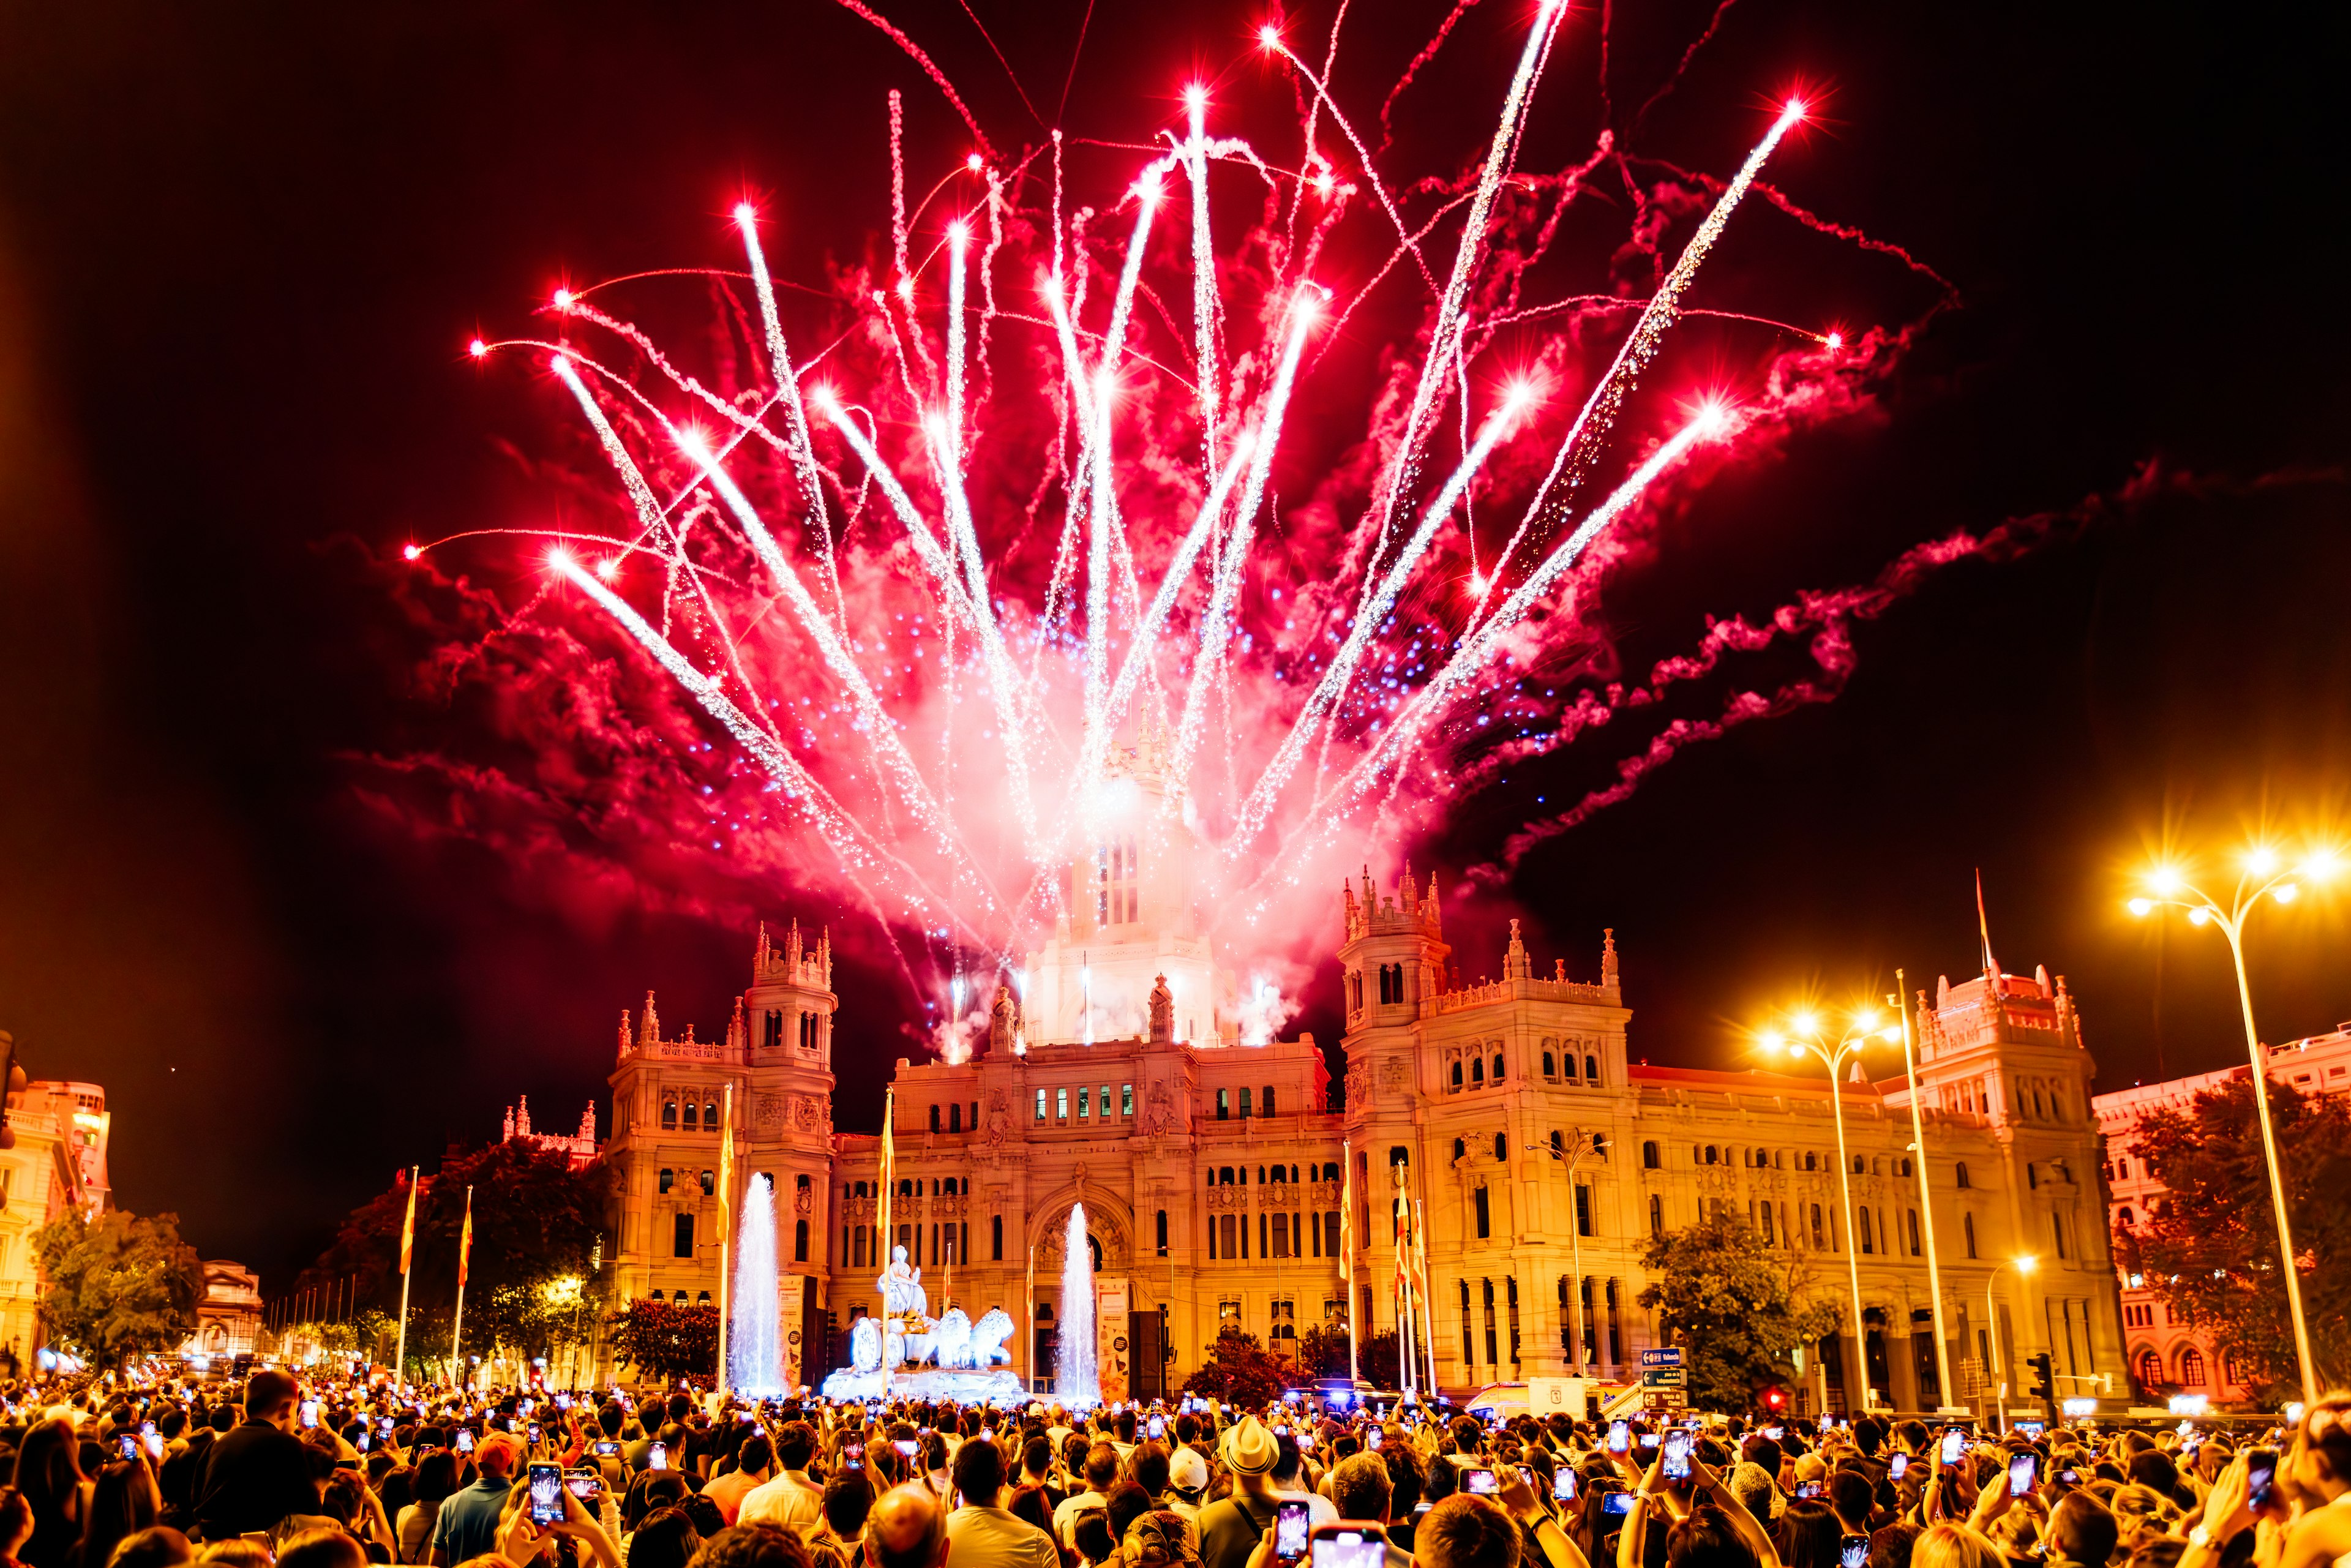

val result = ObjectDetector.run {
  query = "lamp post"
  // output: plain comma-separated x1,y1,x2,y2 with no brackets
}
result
1891,970,1955,1411
1529,1131,1610,1379
1763,1011,1902,1412
2129,844,2339,1407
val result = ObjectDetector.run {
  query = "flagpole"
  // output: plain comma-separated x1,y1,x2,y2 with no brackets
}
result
1340,1141,1358,1391
450,1185,473,1389
717,1082,735,1398
395,1166,418,1385
1414,1195,1438,1398
879,1086,895,1401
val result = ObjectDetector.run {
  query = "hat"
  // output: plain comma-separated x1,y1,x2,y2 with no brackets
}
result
1169,1447,1211,1494
1221,1415,1278,1477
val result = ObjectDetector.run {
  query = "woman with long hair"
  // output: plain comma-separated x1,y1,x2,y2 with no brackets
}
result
72,1461,157,1568
1773,1499,1842,1568
17,1420,90,1568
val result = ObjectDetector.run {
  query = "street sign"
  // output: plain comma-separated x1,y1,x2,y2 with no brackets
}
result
1641,1348,1684,1368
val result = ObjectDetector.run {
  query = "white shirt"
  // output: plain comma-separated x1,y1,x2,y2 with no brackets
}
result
1051,1489,1110,1548
947,1504,1060,1568
739,1470,825,1533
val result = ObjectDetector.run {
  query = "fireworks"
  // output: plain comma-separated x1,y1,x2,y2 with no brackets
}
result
408,1,1952,1008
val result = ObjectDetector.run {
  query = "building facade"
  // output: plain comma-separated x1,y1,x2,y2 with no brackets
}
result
0,1076,111,1371
2093,1021,2351,1406
588,760,2123,1408
183,1261,264,1363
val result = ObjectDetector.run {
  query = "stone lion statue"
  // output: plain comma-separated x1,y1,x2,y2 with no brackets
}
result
970,1307,1016,1368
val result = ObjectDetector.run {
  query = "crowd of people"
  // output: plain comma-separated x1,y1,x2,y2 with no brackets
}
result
0,1370,2338,1568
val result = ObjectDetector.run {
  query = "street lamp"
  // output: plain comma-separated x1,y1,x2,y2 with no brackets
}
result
1529,1131,1610,1379
1987,1253,2037,1394
2129,842,2339,1406
1762,1010,1902,1411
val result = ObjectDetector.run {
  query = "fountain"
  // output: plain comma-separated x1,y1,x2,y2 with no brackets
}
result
728,1174,782,1397
817,1235,1023,1401
1057,1202,1099,1407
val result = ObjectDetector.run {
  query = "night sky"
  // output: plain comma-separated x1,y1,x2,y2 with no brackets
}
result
0,0,2345,1294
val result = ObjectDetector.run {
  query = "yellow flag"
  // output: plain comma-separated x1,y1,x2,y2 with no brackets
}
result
719,1084,736,1222
399,1169,418,1276
457,1187,473,1289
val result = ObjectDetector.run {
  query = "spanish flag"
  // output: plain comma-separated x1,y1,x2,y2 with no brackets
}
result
399,1169,418,1276
457,1186,473,1289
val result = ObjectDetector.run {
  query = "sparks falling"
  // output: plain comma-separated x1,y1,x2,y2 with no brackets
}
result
409,4,1947,1000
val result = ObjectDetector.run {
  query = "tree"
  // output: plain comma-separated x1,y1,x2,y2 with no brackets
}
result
298,1140,613,1375
2125,1072,2351,1403
1181,1326,1292,1406
32,1207,202,1370
1296,1324,1401,1388
606,1297,719,1387
1637,1214,1840,1414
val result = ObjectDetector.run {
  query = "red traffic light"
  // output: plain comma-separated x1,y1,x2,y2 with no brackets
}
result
1757,1384,1788,1411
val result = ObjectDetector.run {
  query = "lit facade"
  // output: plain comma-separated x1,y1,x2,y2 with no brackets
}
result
590,759,2122,1408
2093,1021,2351,1405
0,1079,111,1371
184,1260,264,1362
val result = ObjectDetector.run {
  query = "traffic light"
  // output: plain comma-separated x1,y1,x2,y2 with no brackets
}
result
1756,1384,1790,1417
2027,1352,2055,1404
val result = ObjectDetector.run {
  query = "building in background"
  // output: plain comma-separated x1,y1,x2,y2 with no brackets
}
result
2094,1022,2351,1406
500,1096,599,1172
588,743,2124,1409
0,1076,111,1371
184,1261,264,1363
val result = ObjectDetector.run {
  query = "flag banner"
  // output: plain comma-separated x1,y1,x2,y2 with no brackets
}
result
399,1169,418,1276
457,1187,474,1289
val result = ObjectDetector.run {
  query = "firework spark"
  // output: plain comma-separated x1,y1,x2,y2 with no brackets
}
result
405,1,1946,1007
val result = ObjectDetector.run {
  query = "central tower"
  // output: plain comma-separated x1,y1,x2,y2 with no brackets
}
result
1021,732,1233,1045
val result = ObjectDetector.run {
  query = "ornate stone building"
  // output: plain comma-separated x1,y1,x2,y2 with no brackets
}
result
593,762,2124,1409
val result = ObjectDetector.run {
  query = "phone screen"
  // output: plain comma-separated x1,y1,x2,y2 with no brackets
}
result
1464,1469,1499,1495
1608,1420,1629,1454
1365,1427,1382,1452
1275,1501,1311,1562
1553,1469,1578,1502
1149,1415,1166,1439
1798,1482,1824,1499
593,1441,620,1456
1889,1454,1908,1480
565,1471,602,1500
2248,1452,2278,1509
529,1463,563,1525
299,1400,320,1429
1601,1491,1637,1518
1639,1433,1660,1450
119,1434,140,1461
1841,1537,1870,1568
1310,1529,1389,1568
456,1430,475,1454
1940,1431,1965,1467
894,1439,919,1457
1662,1434,1692,1482
843,1443,864,1470
649,1442,669,1471
528,1424,542,1444
2008,1452,2038,1498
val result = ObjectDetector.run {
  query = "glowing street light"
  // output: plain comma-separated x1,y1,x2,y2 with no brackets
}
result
2128,839,2341,1405
1760,1008,1898,1409
1987,1253,2037,1386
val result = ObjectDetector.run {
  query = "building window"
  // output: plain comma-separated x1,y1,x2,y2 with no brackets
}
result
1078,1086,1090,1121
661,1100,678,1130
1451,1062,1463,1091
1761,1203,1776,1246
686,1100,704,1131
1057,1087,1069,1120
793,1219,809,1262
1474,1185,1491,1239
1641,1141,1660,1169
1957,1161,1971,1189
1859,1209,1875,1255
1122,1084,1134,1117
2180,1348,2207,1387
700,1169,716,1196
1576,1185,1593,1238
1217,1088,1230,1120
2137,1348,2164,1390
929,1104,942,1132
1035,1089,1047,1121
1543,1051,1556,1079
1493,1053,1505,1083
2053,1211,2068,1259
1907,1209,1922,1256
1649,1195,1663,1235
1471,1058,1484,1087
1461,1281,1475,1365
1239,1087,1253,1119
1810,1204,1826,1250
1483,1279,1499,1366
673,1214,694,1258
1585,1055,1599,1082
1963,1211,1978,1259
1156,1210,1169,1256
949,1104,962,1133
1453,1137,1466,1163
704,1100,718,1130
658,1168,675,1195
1263,1086,1277,1117
1219,1213,1237,1258
1494,1133,1509,1163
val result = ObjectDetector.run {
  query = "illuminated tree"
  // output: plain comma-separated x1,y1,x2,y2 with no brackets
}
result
1637,1214,1839,1414
32,1207,201,1370
606,1296,719,1387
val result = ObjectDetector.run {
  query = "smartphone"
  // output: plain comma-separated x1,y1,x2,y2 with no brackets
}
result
528,1424,542,1444
565,1470,602,1501
1940,1430,1966,1468
300,1400,320,1429
520,1399,534,1416
1464,1469,1499,1495
1662,1433,1692,1482
894,1439,919,1456
1308,1526,1389,1568
2248,1450,2278,1510
1149,1415,1166,1440
356,1431,370,1453
2058,1469,2080,1488
1638,1433,1660,1450
648,1442,668,1471
118,1433,140,1461
2008,1452,2038,1498
557,1395,572,1411
529,1463,563,1525
1797,1482,1824,1499
140,1420,157,1442
1601,1491,1638,1518
593,1441,620,1456
1764,1426,1785,1442
1608,1420,1629,1454
1365,1427,1382,1452
842,1442,864,1470
1889,1454,1908,1480
1840,1537,1870,1568
1553,1469,1578,1502
1275,1499,1311,1563
456,1430,475,1454
381,1417,395,1435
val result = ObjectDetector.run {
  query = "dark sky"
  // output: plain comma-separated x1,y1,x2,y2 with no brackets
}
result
0,0,2345,1294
